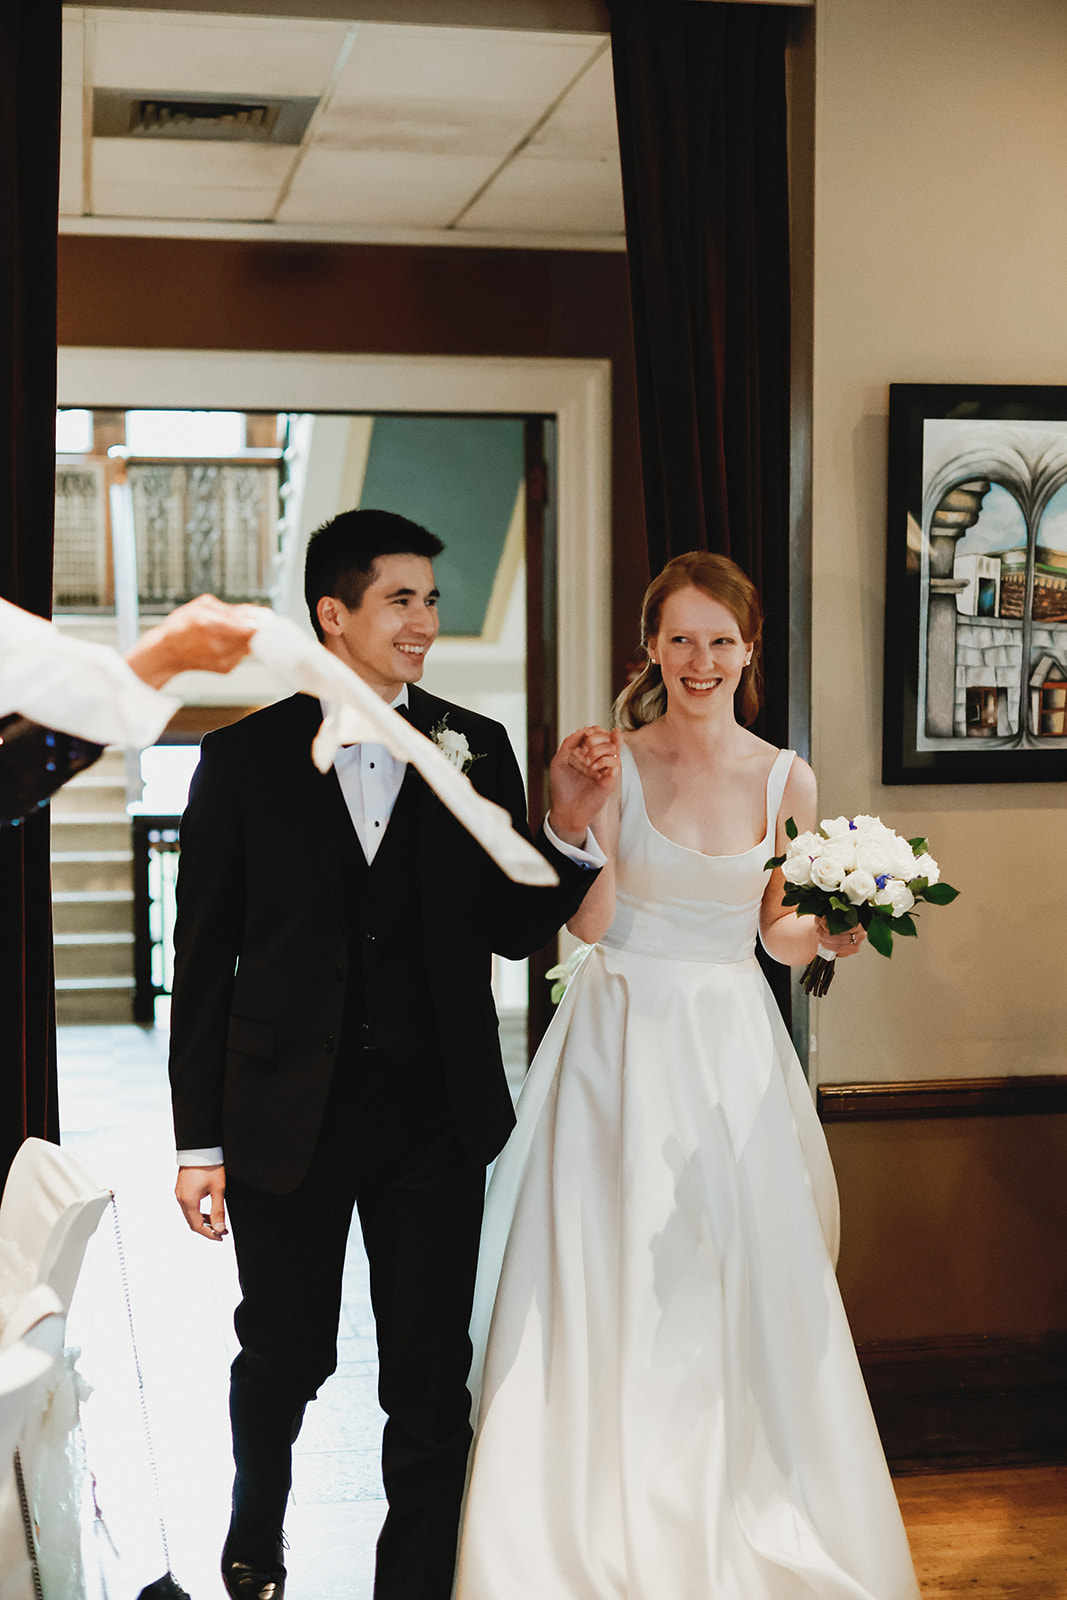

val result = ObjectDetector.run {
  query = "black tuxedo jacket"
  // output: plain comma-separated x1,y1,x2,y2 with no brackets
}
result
168,687,595,1194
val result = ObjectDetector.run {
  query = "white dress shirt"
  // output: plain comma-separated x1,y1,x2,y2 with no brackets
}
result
177,688,604,1167
332,687,410,863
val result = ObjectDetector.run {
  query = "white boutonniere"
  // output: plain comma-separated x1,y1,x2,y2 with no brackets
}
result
430,715,483,775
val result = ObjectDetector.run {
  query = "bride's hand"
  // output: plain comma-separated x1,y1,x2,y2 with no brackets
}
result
547,726,621,843
814,916,866,958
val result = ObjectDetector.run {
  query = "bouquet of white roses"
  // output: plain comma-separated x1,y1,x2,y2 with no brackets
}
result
766,814,958,996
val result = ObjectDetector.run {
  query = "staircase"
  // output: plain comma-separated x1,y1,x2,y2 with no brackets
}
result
50,748,136,1023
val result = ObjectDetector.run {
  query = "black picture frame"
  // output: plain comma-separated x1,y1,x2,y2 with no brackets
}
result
884,383,1067,784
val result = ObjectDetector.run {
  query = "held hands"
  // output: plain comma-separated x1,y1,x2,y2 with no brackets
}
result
125,595,259,689
814,916,867,959
175,1164,228,1241
548,726,621,846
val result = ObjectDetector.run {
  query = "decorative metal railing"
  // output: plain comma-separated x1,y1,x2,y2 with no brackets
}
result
54,456,280,612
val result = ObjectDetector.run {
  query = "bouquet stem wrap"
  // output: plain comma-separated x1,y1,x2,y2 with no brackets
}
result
801,944,839,997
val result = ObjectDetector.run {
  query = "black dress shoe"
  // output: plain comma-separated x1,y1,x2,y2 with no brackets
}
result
220,1556,286,1600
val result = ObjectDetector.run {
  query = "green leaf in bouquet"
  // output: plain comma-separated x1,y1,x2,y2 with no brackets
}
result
867,916,895,958
890,912,918,937
823,908,854,936
908,836,929,855
907,875,929,895
765,852,786,870
828,895,856,916
922,882,959,905
795,892,829,918
785,816,798,840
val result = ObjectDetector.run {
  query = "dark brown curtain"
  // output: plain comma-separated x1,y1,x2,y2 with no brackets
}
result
608,0,793,751
0,0,63,1184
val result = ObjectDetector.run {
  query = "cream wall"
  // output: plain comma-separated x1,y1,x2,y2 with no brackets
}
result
810,0,1067,1087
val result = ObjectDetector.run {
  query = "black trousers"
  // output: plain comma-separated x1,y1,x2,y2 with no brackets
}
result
224,1049,486,1600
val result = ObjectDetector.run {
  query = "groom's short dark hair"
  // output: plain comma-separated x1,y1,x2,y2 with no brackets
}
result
305,508,445,639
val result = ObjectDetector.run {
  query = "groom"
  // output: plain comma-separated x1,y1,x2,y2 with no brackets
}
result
168,508,607,1600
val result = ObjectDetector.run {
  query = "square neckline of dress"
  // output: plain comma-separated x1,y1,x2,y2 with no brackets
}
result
621,740,787,862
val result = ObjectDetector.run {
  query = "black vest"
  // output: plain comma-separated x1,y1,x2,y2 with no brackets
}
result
338,767,450,1126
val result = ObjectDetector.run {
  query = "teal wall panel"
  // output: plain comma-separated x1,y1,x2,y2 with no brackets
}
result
358,415,524,636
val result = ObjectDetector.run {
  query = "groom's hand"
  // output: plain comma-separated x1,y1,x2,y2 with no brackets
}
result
547,726,620,846
176,1164,229,1241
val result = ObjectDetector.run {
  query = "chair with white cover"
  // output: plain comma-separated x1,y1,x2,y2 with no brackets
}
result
0,1139,113,1316
0,1287,65,1600
0,1141,113,1600
0,1340,55,1517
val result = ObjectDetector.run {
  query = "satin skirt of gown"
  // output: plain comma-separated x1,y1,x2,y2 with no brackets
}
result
455,746,920,1600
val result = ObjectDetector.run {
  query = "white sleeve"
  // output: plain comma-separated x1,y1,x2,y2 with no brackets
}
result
543,816,607,868
0,599,178,747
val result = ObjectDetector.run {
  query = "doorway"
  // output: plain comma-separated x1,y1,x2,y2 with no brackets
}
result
55,348,611,1057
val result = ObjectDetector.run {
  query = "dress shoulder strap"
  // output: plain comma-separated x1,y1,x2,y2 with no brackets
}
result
764,749,797,842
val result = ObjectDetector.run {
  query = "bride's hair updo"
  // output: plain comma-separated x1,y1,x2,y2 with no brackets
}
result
613,552,764,730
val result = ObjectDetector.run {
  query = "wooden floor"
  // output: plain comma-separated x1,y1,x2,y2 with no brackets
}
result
897,1466,1067,1597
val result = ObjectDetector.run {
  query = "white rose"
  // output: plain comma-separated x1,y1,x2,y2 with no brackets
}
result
839,868,877,906
820,816,855,839
885,836,921,881
810,853,850,892
789,831,822,857
854,840,893,879
436,729,471,768
911,851,940,886
850,813,886,835
874,879,915,917
782,854,814,887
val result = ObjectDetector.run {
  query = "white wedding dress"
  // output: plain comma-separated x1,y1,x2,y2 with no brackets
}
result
455,745,920,1600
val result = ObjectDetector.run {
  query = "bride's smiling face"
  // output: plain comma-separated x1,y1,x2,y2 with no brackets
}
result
648,586,751,713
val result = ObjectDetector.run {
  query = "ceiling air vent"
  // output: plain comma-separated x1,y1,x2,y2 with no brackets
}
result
93,89,318,145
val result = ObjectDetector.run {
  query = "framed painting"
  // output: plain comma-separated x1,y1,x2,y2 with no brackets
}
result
884,382,1067,783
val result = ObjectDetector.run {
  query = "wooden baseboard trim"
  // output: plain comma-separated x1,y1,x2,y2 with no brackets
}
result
818,1075,1067,1122
858,1331,1067,1473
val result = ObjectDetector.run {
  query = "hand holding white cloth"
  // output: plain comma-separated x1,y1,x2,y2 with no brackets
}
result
247,610,558,888
0,598,179,748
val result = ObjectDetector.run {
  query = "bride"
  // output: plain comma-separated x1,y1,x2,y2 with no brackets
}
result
455,553,920,1599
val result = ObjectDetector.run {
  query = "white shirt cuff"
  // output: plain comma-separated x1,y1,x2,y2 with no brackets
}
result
177,1147,224,1167
543,816,607,868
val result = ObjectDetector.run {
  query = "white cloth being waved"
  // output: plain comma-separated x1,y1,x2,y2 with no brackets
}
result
0,602,555,890
455,744,921,1600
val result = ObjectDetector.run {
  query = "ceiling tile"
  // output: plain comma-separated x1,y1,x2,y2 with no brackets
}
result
525,45,618,160
90,182,281,223
458,153,624,235
92,136,294,191
313,24,602,157
90,8,350,98
278,148,499,228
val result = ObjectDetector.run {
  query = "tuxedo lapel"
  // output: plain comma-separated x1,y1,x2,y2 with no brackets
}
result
403,687,453,894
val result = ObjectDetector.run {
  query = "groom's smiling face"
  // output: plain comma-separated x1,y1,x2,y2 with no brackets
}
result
317,553,441,701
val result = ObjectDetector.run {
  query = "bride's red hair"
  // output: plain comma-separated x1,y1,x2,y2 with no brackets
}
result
613,552,764,730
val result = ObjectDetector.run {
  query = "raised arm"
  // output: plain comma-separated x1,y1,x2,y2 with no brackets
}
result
560,729,621,944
